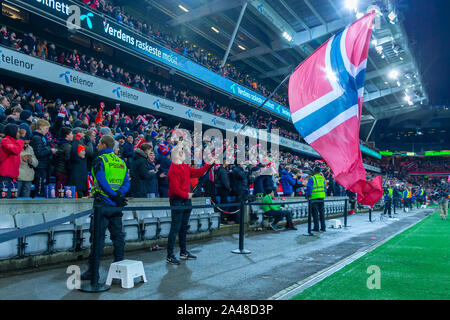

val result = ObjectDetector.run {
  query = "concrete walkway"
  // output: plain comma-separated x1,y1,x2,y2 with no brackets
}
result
0,209,428,300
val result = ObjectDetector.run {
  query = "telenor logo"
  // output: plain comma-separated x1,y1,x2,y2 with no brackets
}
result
80,12,94,29
59,71,71,84
0,50,2,64
113,87,121,98
212,118,217,126
185,109,192,119
230,83,236,94
153,99,160,109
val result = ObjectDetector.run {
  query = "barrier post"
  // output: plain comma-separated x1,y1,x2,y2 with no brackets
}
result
344,198,348,227
369,208,372,222
232,199,251,254
307,200,313,235
80,204,110,292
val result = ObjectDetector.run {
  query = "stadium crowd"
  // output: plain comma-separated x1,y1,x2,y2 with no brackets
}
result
0,77,358,224
75,0,288,106
0,25,300,142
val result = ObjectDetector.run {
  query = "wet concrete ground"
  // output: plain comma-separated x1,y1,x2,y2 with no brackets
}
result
0,209,428,300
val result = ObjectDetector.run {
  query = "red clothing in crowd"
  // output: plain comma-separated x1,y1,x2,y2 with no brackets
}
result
168,163,211,200
0,136,25,179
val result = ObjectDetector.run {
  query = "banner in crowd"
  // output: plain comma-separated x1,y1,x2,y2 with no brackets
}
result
6,0,291,119
0,45,321,157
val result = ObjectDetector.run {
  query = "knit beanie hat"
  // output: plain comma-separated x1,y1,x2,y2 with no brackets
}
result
77,144,86,155
4,124,19,138
20,110,33,122
99,126,111,136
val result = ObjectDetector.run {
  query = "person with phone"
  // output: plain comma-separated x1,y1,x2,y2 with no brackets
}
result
166,143,212,265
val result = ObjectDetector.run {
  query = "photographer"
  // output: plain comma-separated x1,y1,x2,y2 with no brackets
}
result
437,180,449,220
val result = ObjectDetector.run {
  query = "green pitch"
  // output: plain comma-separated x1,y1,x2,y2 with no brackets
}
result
291,212,450,300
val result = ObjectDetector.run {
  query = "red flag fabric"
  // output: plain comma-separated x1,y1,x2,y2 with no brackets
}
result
95,102,105,124
288,12,382,208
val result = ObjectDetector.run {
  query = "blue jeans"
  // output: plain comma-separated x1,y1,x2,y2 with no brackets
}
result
18,181,32,198
167,198,191,257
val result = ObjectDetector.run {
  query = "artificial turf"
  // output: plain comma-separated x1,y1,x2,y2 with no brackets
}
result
291,211,450,300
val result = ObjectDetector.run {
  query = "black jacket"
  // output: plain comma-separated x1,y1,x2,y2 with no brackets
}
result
30,131,52,169
156,153,171,191
69,138,88,194
231,165,249,196
130,149,157,197
53,139,72,174
215,166,231,192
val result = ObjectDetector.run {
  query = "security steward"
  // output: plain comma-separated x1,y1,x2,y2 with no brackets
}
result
305,167,327,232
403,187,412,211
416,186,425,208
81,135,130,280
383,186,393,218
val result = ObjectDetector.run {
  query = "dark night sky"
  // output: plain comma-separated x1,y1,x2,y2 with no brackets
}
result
402,0,450,104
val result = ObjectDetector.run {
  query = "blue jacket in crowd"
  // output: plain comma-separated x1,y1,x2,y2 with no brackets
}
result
280,169,297,195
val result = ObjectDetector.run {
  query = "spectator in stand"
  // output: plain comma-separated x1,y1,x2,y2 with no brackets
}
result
122,134,134,167
280,166,297,197
146,150,159,198
0,124,26,196
17,130,38,197
215,163,231,205
70,128,89,197
130,143,156,198
156,142,171,198
53,127,73,192
30,119,56,197
0,96,10,123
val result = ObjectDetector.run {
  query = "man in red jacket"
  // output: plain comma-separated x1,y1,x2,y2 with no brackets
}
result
0,124,26,197
166,143,212,265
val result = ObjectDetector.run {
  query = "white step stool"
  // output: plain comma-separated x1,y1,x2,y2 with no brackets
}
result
328,219,342,229
106,260,147,289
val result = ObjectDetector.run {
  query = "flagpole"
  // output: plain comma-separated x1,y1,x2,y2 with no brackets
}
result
193,72,293,194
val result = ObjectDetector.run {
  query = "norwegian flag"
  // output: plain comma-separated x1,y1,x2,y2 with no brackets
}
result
136,114,148,125
288,12,382,207
57,105,69,118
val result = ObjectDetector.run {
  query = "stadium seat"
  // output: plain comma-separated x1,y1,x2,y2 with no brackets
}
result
14,213,49,256
0,214,20,260
187,209,201,234
122,211,140,242
75,214,91,250
153,210,171,238
136,210,158,240
209,212,221,230
43,212,76,252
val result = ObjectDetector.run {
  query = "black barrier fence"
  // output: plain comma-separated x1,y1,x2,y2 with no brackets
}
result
0,197,349,292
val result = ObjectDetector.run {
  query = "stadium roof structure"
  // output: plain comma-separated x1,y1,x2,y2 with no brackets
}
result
143,0,428,131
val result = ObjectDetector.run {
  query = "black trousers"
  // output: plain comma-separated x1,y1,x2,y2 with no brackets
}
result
265,209,293,226
383,199,392,217
311,200,326,231
167,198,192,257
88,200,125,269
33,168,48,197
